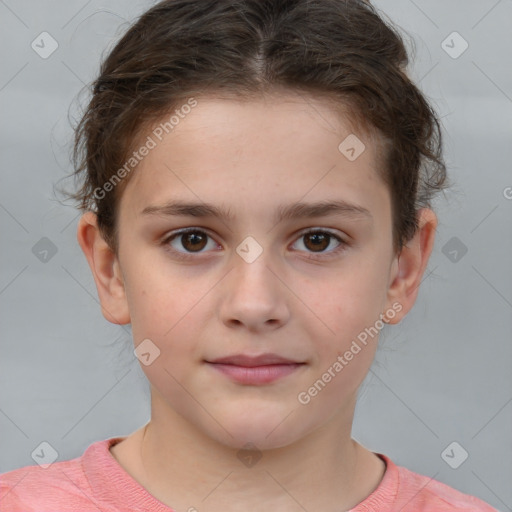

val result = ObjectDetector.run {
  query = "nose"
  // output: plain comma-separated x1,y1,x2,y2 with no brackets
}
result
218,249,291,333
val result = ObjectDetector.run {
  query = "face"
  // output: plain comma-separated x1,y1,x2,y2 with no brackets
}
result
112,91,401,449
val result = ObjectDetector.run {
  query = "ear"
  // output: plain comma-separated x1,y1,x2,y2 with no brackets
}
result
76,211,131,325
383,208,437,324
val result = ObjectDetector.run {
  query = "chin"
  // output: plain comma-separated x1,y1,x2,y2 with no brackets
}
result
214,427,300,452
202,407,312,451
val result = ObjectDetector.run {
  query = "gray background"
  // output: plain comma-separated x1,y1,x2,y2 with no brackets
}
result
1,0,511,510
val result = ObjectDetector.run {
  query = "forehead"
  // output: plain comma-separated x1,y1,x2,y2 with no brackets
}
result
119,91,388,223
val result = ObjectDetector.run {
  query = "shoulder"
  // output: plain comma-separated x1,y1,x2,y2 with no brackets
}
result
361,454,499,512
0,438,118,512
0,458,91,511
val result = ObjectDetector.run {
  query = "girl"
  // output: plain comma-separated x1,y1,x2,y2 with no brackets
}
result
0,0,499,510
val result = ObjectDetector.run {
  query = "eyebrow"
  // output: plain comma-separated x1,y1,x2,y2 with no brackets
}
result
141,199,372,224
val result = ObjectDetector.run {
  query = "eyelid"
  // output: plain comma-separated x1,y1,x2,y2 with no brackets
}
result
162,225,346,241
162,227,221,253
295,226,343,238
291,227,347,257
161,226,348,259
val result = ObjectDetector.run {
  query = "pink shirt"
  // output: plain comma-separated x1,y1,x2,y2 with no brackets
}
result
0,437,497,511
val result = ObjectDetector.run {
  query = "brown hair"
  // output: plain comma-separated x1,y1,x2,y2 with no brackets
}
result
60,0,448,256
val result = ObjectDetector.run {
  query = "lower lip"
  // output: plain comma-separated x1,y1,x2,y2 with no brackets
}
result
207,363,304,385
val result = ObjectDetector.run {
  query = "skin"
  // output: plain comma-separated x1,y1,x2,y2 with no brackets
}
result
77,90,437,511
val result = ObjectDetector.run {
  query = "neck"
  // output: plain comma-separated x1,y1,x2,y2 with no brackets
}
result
112,388,385,512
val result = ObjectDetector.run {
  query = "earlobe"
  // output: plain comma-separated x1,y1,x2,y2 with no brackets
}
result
76,211,131,325
384,208,437,324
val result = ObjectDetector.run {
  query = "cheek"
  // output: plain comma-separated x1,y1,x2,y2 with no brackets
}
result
297,260,390,394
124,265,199,355
128,275,205,399
124,247,189,321
295,274,385,413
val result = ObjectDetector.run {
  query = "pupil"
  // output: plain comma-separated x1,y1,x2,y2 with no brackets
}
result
308,233,328,251
184,232,205,251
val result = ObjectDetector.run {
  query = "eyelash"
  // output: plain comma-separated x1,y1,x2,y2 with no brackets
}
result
161,227,348,262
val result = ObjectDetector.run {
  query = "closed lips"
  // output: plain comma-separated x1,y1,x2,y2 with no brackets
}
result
205,354,306,385
206,354,304,366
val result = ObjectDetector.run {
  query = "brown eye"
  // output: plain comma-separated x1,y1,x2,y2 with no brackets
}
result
180,231,208,252
303,232,330,252
291,229,346,260
162,227,347,262
163,228,217,257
